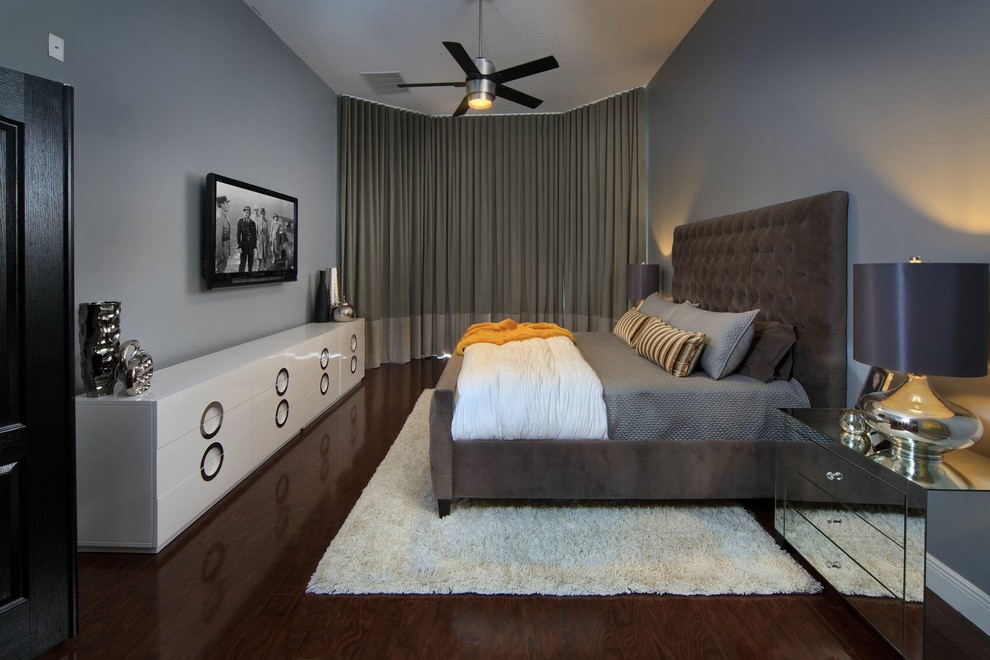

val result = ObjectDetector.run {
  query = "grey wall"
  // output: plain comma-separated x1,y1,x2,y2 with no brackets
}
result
0,0,338,388
646,0,990,601
646,0,990,457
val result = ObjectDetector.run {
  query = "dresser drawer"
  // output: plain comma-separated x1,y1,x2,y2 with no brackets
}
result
251,368,313,434
318,356,341,400
338,322,365,394
155,365,253,448
250,346,321,399
293,356,337,400
292,331,341,367
785,439,903,509
294,385,336,429
156,432,253,547
251,402,304,464
786,467,905,598
155,399,252,498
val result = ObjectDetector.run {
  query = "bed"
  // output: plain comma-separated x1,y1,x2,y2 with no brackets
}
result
429,191,848,516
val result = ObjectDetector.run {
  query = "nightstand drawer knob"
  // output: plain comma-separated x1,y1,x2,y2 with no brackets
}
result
827,517,842,525
826,471,844,481
826,560,841,569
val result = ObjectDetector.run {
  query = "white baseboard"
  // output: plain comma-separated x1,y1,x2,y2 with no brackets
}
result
927,553,990,637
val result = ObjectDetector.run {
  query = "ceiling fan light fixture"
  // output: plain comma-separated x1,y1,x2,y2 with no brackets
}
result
466,76,496,111
467,91,494,110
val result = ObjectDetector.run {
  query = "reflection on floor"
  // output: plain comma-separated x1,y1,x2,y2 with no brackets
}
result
43,358,951,658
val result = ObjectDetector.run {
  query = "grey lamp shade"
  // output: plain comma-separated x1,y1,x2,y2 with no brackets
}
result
853,262,989,377
627,264,660,299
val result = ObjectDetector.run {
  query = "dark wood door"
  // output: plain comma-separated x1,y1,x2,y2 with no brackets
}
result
0,67,75,658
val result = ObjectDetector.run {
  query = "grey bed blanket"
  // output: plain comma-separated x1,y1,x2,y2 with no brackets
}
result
575,332,810,441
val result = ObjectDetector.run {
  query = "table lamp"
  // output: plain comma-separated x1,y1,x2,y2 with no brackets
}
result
627,263,660,306
853,260,989,461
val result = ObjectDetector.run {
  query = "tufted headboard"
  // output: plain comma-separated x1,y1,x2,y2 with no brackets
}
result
671,191,848,408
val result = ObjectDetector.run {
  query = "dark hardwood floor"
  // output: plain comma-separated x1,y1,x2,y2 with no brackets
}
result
44,359,984,658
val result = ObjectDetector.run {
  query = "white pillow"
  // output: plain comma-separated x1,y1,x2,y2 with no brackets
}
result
664,305,759,379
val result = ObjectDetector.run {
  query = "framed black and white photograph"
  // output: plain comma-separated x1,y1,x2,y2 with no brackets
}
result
204,173,298,289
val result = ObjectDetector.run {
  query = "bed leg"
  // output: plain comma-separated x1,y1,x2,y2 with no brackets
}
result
437,499,451,518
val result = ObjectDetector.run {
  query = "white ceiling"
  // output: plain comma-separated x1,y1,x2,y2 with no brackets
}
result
245,0,712,116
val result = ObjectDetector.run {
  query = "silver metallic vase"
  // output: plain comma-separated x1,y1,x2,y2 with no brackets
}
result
328,267,341,307
118,339,154,396
332,297,356,322
82,301,121,397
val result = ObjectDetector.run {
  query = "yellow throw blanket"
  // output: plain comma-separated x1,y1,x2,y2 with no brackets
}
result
456,319,574,355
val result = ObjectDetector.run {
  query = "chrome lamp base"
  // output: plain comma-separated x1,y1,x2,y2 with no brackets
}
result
859,373,983,462
870,446,973,488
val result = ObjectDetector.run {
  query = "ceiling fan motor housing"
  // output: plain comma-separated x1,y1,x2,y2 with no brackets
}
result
466,57,496,108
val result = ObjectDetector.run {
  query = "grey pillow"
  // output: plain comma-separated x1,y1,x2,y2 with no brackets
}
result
638,293,683,320
736,321,797,382
664,305,760,379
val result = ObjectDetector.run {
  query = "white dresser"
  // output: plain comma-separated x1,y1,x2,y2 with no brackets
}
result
76,321,365,552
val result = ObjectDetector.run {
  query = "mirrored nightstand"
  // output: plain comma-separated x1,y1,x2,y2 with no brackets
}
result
775,408,990,659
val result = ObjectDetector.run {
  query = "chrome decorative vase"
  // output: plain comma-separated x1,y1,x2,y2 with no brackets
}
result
329,267,341,307
82,301,121,397
332,297,356,322
118,339,154,396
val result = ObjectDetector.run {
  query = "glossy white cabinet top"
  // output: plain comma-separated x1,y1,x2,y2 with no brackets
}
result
76,322,361,403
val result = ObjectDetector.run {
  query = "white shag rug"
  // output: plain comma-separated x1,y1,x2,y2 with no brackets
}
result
307,390,821,596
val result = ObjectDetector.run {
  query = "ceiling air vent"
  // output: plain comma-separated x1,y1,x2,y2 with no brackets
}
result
360,72,409,95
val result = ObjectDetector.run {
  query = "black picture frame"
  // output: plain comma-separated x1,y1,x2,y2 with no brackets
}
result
204,173,298,289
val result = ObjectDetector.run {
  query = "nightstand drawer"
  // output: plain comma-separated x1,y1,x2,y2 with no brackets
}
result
786,438,903,509
782,504,905,653
786,468,905,598
783,503,896,597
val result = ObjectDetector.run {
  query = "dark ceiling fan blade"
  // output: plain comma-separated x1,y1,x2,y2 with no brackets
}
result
443,41,480,76
495,84,543,109
495,55,559,83
452,96,471,117
397,82,466,88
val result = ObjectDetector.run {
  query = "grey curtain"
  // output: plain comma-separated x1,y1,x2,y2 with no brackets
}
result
339,89,645,368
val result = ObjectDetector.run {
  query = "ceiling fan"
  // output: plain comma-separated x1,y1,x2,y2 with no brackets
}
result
397,1,559,116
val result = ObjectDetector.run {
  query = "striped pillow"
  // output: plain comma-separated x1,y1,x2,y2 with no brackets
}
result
634,318,707,377
613,309,651,346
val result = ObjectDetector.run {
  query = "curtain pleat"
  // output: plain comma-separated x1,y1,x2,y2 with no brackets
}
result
339,89,645,368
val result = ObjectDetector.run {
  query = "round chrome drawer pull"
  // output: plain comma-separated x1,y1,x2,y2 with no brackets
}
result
275,399,290,428
350,355,358,374
200,401,224,439
826,561,841,569
826,471,844,481
320,348,330,370
350,334,358,353
320,372,330,395
826,517,843,525
275,368,290,396
200,442,224,481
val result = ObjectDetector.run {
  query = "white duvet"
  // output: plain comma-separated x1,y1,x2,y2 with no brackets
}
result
451,336,609,440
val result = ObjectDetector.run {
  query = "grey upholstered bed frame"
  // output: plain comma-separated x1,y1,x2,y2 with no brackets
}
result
429,191,848,517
